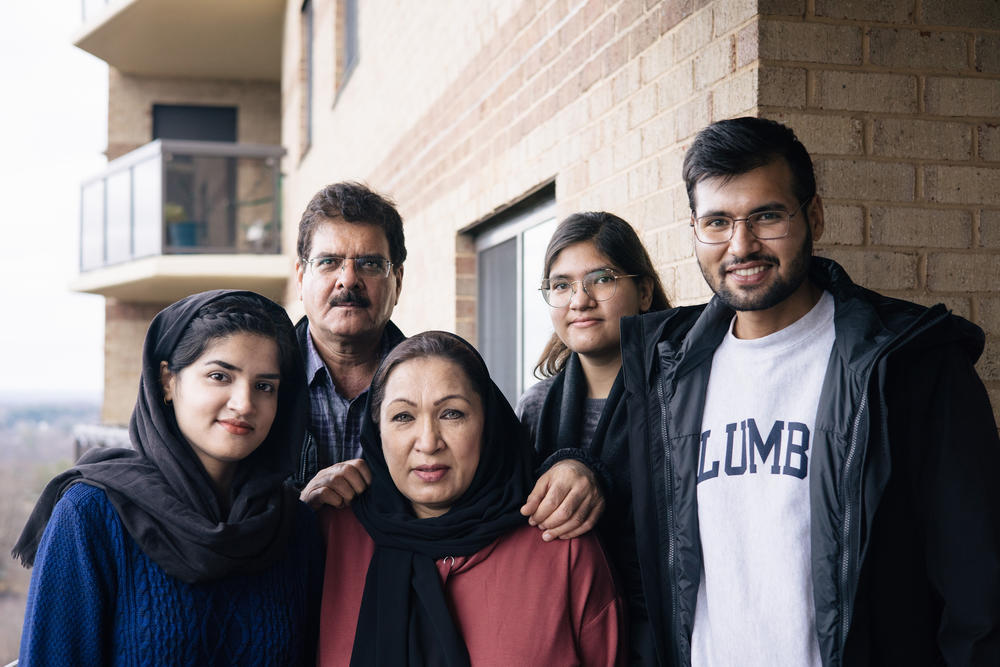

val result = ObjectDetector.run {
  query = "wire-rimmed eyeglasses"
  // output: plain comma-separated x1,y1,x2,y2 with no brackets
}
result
300,255,394,278
691,196,813,245
540,269,637,308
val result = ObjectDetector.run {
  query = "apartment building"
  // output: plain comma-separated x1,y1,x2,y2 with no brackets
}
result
72,0,1000,425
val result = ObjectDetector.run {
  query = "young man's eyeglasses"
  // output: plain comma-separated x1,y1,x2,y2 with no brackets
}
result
540,269,637,308
301,255,394,278
691,196,813,245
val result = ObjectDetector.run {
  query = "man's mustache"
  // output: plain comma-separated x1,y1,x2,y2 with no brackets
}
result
330,290,371,307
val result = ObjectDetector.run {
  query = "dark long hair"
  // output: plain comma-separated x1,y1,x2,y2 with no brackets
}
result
535,212,670,377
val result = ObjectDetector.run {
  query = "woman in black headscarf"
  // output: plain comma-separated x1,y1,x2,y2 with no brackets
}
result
316,330,623,666
14,290,323,666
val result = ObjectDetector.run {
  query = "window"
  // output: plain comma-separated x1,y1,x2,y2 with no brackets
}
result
301,0,314,154
335,0,359,99
474,187,557,406
152,105,237,142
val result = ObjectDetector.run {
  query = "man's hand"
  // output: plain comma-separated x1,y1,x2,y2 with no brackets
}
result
299,458,372,509
520,459,605,541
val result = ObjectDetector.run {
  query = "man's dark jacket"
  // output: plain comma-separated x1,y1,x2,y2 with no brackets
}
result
621,257,1000,666
293,316,405,487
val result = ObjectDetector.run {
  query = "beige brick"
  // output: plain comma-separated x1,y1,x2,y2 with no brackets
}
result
927,252,1000,291
737,22,758,68
925,166,1000,205
925,78,1000,117
712,68,757,120
630,11,662,58
872,118,972,161
658,0,695,34
907,294,972,320
674,260,714,303
814,0,914,22
814,71,918,113
640,35,674,84
976,335,999,382
612,59,642,105
814,159,916,201
759,21,862,65
674,94,712,141
818,203,865,245
817,248,920,291
650,222,696,263
672,7,713,61
980,296,1000,334
982,209,1000,248
923,0,1000,30
588,145,615,183
657,147,686,189
629,84,658,127
628,158,661,198
641,115,675,157
758,0,806,16
613,129,643,170
976,35,1000,74
767,112,863,156
978,125,1000,162
714,0,757,36
694,36,733,90
757,66,807,108
657,62,695,110
870,28,969,71
870,207,972,248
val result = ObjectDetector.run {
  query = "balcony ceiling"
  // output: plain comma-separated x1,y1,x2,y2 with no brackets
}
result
74,0,285,81
70,254,292,304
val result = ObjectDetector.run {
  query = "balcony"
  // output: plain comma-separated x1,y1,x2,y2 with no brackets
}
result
75,0,284,81
71,140,290,303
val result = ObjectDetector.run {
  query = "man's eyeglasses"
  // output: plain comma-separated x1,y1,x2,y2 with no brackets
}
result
301,255,394,278
691,196,813,245
540,269,637,308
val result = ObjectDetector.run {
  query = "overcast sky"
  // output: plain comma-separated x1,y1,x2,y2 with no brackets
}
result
0,0,108,401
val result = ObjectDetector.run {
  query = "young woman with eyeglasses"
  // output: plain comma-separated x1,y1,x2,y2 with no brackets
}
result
516,211,670,663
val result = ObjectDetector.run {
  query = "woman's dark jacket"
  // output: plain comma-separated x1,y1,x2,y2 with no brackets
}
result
621,256,1000,666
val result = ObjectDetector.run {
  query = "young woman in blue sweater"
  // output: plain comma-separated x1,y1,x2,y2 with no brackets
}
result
13,290,323,666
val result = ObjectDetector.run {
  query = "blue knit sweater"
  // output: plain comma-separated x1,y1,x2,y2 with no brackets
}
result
19,483,323,666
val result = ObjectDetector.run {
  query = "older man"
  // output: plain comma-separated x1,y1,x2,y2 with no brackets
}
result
296,182,603,540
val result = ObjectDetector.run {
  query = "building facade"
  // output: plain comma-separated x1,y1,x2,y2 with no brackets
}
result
73,0,1000,424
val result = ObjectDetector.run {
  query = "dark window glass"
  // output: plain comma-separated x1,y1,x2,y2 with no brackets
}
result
152,105,237,142
478,238,518,405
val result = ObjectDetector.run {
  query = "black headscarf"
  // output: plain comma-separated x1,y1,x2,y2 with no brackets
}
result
349,331,534,667
12,289,307,583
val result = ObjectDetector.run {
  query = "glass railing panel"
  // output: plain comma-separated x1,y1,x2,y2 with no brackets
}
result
234,156,281,253
105,168,132,265
78,140,283,272
80,180,105,271
132,155,162,258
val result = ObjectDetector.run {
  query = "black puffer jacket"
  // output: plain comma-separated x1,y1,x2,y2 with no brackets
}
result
621,257,1000,666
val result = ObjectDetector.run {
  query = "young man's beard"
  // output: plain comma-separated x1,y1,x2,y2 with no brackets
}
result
700,224,813,313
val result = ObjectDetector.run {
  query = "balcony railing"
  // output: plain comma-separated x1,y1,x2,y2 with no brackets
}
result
80,140,284,272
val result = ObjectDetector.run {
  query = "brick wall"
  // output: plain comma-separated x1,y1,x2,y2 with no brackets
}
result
107,69,281,159
755,0,1000,422
281,0,999,424
101,300,166,425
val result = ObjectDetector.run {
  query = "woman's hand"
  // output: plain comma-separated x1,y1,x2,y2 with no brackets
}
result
520,459,605,541
299,458,372,509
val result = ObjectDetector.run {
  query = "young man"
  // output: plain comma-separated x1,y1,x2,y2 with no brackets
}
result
294,182,605,540
622,117,1000,666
